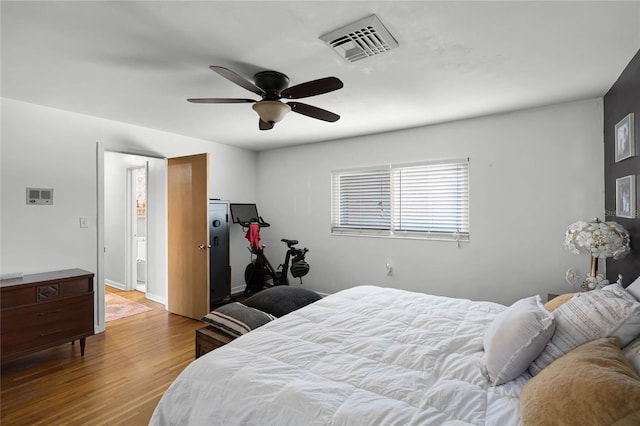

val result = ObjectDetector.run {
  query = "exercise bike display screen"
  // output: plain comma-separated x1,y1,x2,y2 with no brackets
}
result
230,203,260,224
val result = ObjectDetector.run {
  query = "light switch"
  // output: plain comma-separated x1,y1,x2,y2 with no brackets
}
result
80,217,89,228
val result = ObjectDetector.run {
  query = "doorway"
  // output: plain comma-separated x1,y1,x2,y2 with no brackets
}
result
102,151,167,314
97,144,195,333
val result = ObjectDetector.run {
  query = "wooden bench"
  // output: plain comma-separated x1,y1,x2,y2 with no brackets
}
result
195,325,236,358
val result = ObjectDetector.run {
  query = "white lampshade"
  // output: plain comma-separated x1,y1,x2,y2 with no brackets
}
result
252,101,291,124
564,218,630,260
564,217,630,283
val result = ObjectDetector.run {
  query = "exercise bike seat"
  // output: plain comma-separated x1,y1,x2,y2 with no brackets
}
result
281,239,298,247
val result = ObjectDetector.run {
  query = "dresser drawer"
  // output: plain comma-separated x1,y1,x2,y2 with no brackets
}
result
1,285,38,308
1,295,94,353
1,278,92,308
59,279,93,297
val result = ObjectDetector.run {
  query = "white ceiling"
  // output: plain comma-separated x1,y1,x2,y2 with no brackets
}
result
2,1,639,151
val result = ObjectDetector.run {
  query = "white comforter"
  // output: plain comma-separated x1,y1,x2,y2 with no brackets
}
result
150,286,526,425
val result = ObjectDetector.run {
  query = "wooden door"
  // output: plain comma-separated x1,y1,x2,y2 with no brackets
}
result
167,153,209,319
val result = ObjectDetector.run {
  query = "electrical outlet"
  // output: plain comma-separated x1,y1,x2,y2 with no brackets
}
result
79,217,89,228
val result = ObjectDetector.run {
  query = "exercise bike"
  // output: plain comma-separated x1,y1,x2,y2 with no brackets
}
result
230,204,309,295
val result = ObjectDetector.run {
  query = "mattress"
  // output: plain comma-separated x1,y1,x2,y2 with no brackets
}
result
150,285,527,425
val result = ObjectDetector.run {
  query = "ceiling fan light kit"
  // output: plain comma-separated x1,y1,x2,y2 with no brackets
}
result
188,66,343,131
252,101,291,124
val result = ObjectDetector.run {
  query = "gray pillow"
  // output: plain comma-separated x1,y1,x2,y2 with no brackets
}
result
243,286,322,317
483,295,555,385
627,275,640,301
623,336,640,376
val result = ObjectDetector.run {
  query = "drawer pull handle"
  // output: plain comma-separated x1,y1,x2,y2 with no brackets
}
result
37,284,60,300
39,330,62,337
38,309,62,316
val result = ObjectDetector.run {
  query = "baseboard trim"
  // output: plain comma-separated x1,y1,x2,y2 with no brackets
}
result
231,285,245,295
145,292,166,307
105,279,126,291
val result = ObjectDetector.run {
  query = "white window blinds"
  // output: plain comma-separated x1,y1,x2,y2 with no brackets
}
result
332,169,391,230
331,158,469,241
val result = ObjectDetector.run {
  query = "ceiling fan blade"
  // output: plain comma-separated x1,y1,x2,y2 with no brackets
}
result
259,119,274,131
281,77,343,99
288,102,340,122
187,98,256,104
210,66,265,97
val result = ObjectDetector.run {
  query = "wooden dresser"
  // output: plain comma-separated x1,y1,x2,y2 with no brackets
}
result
0,268,94,364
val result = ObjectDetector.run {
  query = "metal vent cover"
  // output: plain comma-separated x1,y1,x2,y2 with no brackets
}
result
320,15,398,63
26,187,53,205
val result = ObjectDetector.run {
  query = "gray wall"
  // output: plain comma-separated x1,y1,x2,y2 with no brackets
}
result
604,49,640,284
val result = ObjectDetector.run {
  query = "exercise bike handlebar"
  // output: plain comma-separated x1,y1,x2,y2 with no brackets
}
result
238,217,270,228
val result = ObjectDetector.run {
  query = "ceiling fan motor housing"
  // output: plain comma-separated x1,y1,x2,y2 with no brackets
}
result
253,71,290,100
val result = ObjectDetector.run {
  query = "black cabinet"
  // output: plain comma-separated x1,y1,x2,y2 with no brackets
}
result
208,200,230,308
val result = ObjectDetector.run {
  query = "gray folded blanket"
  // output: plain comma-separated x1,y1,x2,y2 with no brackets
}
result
201,302,276,337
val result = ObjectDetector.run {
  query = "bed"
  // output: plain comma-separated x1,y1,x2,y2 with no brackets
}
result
150,283,640,426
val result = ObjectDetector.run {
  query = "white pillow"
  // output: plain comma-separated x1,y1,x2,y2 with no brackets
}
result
484,295,555,385
602,282,637,301
623,336,640,376
529,287,640,376
627,275,640,301
601,283,640,345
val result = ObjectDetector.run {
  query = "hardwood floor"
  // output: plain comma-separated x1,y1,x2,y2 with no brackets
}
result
1,287,203,425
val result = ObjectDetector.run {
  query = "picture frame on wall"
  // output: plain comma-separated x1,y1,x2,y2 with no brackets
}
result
615,113,635,162
616,175,636,219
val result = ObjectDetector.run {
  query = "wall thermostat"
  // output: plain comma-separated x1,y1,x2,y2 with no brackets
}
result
27,187,53,205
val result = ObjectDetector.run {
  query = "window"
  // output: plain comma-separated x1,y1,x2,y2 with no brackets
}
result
331,158,469,241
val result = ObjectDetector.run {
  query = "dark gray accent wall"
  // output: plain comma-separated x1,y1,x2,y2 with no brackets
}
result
604,49,640,285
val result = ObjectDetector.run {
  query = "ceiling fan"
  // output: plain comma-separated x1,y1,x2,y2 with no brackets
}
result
188,66,343,130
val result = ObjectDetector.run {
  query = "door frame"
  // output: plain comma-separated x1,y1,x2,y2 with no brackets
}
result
96,143,166,333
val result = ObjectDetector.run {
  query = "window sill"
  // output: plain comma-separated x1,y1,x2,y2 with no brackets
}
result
331,229,469,242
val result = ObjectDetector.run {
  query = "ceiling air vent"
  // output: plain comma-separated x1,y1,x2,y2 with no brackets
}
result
320,14,398,63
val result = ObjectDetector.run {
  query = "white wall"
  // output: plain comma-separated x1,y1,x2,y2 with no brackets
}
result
104,152,129,288
1,98,258,328
256,99,605,305
1,98,257,280
0,97,606,309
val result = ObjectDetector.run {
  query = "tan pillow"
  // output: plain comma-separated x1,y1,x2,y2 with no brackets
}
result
544,293,574,312
520,337,640,426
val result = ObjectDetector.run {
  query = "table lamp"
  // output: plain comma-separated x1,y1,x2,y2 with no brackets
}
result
564,218,630,290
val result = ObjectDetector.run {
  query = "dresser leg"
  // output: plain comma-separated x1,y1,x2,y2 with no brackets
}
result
80,337,86,356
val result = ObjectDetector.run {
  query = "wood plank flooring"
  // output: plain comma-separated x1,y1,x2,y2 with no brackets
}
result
1,287,203,425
